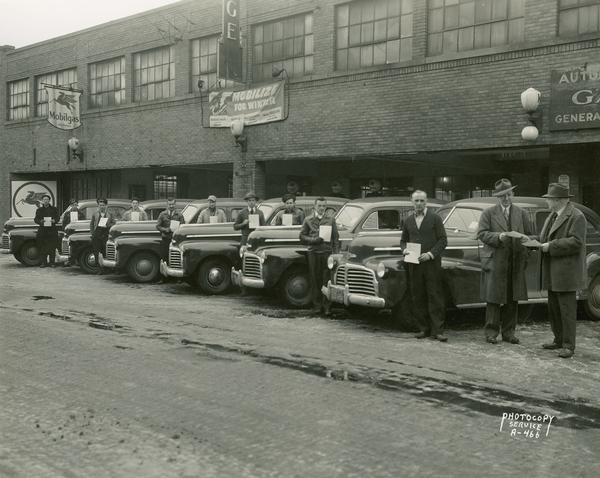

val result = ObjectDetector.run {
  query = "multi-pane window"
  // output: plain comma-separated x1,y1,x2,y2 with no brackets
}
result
35,69,78,117
253,13,314,81
428,0,525,56
559,0,600,36
191,36,218,91
8,78,30,120
133,46,175,102
336,0,414,71
154,175,178,199
89,57,126,108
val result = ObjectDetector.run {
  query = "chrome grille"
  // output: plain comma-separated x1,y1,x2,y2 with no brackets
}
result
1,234,9,250
243,254,262,280
335,264,377,296
169,248,182,269
334,265,347,285
105,242,116,261
61,238,70,256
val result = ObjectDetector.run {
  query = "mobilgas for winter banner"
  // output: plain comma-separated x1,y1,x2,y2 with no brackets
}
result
208,82,284,127
45,85,81,130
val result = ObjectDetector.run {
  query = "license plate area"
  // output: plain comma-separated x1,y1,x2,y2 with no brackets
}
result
329,285,345,304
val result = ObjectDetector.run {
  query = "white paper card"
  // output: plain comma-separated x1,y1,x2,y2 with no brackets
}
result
319,225,332,242
98,217,108,228
404,242,421,264
169,220,180,232
209,215,218,224
282,214,293,226
131,211,140,222
249,214,260,229
70,212,79,223
43,217,52,227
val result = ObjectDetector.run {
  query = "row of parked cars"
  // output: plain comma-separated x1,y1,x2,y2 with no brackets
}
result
2,195,600,327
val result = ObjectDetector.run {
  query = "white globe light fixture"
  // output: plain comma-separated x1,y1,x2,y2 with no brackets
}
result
521,87,541,113
230,118,244,138
521,125,539,141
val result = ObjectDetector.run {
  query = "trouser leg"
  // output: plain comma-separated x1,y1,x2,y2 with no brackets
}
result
307,252,320,307
484,303,501,338
557,291,577,351
160,237,170,261
500,301,518,339
424,263,445,335
409,265,430,334
548,290,563,346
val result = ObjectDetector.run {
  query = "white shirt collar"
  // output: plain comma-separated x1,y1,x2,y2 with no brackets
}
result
556,204,567,217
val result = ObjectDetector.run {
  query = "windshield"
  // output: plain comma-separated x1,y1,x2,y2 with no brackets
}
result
258,204,274,221
335,204,365,230
444,207,482,233
182,205,199,223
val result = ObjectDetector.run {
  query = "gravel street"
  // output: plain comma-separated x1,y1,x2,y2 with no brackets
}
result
1,254,599,477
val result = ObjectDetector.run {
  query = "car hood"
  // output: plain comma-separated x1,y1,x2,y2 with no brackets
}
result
63,220,91,237
247,226,354,251
3,217,37,233
109,220,160,240
172,223,239,246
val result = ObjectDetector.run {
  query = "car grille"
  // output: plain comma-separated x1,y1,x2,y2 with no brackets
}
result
334,264,377,296
243,254,262,280
61,238,70,256
169,248,182,269
1,233,9,250
105,242,116,261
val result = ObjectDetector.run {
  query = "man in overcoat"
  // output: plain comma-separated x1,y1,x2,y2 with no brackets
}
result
90,198,116,274
156,198,185,261
401,190,448,341
233,192,265,245
477,179,533,344
34,194,60,267
540,183,587,358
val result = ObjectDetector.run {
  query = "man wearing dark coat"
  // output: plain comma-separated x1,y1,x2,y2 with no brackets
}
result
34,194,60,267
477,179,533,344
90,198,116,274
156,198,186,261
61,199,85,267
401,190,448,341
233,191,266,245
540,183,587,358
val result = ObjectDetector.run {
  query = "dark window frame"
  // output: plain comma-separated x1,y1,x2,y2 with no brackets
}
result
89,57,126,108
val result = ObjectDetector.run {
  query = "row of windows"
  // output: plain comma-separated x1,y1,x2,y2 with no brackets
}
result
7,0,600,120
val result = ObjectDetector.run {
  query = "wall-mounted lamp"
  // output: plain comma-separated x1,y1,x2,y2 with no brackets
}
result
230,118,247,152
520,87,542,141
67,137,83,162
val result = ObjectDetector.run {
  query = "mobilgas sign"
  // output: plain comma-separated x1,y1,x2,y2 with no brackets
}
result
208,82,284,127
45,84,82,130
550,64,600,131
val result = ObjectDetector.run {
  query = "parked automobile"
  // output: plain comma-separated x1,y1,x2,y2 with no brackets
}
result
322,197,600,329
1,199,128,266
57,200,131,273
139,199,199,221
232,197,444,307
162,196,342,294
101,199,240,283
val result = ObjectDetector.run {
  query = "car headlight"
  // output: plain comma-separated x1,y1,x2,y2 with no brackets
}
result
239,245,248,258
257,250,267,263
376,262,386,278
327,255,335,270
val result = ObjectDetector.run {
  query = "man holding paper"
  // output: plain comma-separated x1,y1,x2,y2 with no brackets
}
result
62,199,85,228
123,198,148,222
34,194,60,267
233,192,265,245
477,179,533,345
197,195,226,224
90,198,116,274
401,190,448,341
156,198,186,262
274,194,305,226
299,197,340,315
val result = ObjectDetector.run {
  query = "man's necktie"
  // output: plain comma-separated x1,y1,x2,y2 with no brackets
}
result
504,208,509,222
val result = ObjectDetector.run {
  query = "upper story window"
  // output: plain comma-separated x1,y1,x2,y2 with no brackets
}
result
35,68,78,117
428,0,525,56
8,78,30,120
133,46,175,102
191,35,218,91
559,0,600,36
89,57,126,108
253,13,314,81
336,0,414,71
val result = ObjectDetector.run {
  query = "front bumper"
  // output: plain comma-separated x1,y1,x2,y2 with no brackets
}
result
160,259,184,277
231,268,265,288
322,281,386,308
99,255,117,268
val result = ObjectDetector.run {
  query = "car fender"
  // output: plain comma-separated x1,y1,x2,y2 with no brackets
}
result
115,236,162,267
182,240,241,275
363,256,408,308
586,252,600,286
7,228,38,253
261,247,309,288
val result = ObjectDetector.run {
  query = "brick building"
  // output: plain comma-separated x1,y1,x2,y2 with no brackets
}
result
2,0,600,223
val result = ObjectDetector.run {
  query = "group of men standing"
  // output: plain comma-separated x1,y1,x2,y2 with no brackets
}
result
404,178,586,358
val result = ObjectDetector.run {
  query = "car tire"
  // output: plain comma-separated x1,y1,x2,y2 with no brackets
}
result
584,275,600,321
197,258,231,294
79,247,99,274
392,294,419,332
127,252,160,283
19,241,43,266
280,267,312,308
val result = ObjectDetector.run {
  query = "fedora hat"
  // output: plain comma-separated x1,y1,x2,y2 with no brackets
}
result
244,191,258,200
542,183,573,198
492,178,517,197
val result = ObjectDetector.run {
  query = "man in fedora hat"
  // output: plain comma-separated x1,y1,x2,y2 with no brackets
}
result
234,191,265,245
34,194,60,267
540,183,586,358
477,178,534,344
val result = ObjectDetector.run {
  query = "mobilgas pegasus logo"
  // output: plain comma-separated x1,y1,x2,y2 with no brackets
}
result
11,181,57,218
45,85,81,130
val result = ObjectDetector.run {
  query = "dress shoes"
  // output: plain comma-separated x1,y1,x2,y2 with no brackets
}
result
502,336,520,344
414,332,430,339
558,348,574,358
542,343,561,350
486,336,498,344
431,334,448,342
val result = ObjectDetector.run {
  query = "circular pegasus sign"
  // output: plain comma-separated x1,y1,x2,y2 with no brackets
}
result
12,182,56,218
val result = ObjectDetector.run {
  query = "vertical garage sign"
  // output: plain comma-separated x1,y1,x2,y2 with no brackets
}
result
219,0,243,82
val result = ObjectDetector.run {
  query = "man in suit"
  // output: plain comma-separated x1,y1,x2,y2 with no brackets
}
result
90,198,116,274
300,197,340,315
274,194,305,226
61,198,85,267
156,198,186,262
233,191,266,245
34,194,60,267
401,190,448,341
123,198,148,221
197,195,227,224
540,183,587,358
477,178,534,344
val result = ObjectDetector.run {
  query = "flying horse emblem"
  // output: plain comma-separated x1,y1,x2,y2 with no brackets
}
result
50,92,77,113
16,191,48,207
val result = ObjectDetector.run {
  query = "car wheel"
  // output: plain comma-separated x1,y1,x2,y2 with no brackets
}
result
391,294,419,332
197,258,231,294
19,241,43,266
584,275,600,321
127,252,160,283
280,267,311,308
79,247,99,274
